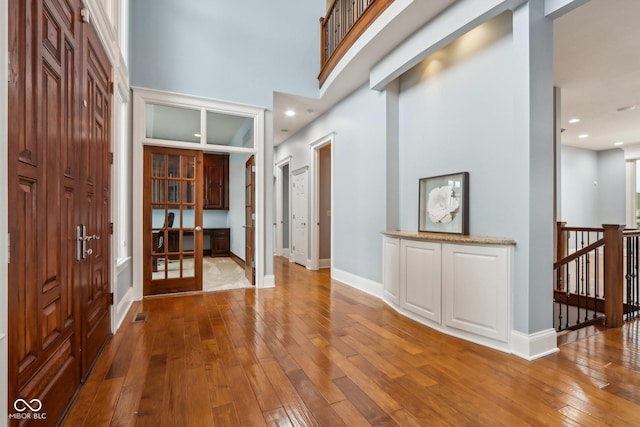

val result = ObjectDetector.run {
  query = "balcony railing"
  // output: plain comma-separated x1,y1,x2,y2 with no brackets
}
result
319,0,394,86
554,223,640,331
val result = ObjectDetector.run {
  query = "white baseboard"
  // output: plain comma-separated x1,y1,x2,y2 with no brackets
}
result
262,274,275,288
113,287,134,332
332,268,383,299
510,329,559,360
282,248,290,258
319,258,331,269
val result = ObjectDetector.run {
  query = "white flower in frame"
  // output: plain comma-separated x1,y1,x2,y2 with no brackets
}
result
427,185,460,224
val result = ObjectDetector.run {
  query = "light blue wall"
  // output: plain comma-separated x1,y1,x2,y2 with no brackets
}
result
129,0,324,108
276,85,387,283
398,13,518,238
395,5,555,334
597,148,625,225
560,146,599,227
560,146,626,227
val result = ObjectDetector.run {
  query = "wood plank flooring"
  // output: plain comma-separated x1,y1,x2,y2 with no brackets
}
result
63,257,640,426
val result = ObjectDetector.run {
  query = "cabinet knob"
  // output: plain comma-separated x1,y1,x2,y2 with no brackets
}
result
195,226,202,232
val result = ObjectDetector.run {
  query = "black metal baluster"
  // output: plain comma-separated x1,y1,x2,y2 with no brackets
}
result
585,232,591,322
557,268,563,331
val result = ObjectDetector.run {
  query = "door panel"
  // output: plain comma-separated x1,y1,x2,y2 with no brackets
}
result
144,147,203,296
80,18,112,378
8,0,83,424
292,170,308,266
8,0,112,424
245,156,255,285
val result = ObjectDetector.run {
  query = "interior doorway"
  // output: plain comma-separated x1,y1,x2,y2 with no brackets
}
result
245,155,256,284
292,167,309,267
275,157,292,260
132,88,267,297
309,133,334,270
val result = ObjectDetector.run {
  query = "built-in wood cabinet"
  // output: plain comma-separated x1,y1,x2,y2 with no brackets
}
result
204,153,229,210
383,231,514,352
205,228,231,257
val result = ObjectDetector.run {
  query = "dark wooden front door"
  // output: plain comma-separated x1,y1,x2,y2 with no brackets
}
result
79,17,112,377
7,0,112,424
245,156,255,285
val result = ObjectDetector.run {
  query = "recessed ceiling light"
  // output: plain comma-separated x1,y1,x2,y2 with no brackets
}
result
568,118,580,124
285,110,296,117
578,134,589,139
617,105,637,112
194,133,201,137
614,141,624,146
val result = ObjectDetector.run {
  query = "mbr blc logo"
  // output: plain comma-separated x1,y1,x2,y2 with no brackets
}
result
14,399,43,412
8,399,47,420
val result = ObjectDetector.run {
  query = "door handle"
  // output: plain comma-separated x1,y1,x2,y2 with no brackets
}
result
76,225,96,259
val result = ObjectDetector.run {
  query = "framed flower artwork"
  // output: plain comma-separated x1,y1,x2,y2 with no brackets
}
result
419,172,469,234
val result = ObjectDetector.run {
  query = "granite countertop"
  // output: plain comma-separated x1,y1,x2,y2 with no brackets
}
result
383,230,516,246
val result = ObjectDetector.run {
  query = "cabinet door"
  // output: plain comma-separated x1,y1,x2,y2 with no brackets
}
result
211,229,230,256
204,154,229,209
401,240,442,323
442,244,510,342
382,236,400,306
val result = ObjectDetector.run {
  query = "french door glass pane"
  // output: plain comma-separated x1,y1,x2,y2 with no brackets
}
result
152,154,165,177
152,180,165,203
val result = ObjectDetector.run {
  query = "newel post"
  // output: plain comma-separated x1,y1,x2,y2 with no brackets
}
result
555,222,567,290
603,224,624,327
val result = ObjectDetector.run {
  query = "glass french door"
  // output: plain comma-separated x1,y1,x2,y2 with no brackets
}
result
143,146,203,295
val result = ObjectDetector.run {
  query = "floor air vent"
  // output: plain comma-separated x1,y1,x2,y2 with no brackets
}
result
132,312,149,323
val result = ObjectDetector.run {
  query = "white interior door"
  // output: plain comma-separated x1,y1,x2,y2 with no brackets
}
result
292,169,308,266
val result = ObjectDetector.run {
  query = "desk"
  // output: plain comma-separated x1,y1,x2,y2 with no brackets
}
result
204,228,230,257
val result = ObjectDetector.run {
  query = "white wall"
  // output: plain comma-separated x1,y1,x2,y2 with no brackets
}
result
276,85,387,283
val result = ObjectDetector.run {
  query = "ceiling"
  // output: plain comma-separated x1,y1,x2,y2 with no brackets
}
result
274,0,640,152
554,0,640,151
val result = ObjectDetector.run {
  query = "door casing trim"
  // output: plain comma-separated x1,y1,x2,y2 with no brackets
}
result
131,87,267,299
309,132,334,271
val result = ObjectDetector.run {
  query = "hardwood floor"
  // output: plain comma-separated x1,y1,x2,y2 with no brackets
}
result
62,257,640,426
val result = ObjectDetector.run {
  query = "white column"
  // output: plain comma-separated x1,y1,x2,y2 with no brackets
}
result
512,0,555,335
625,160,636,228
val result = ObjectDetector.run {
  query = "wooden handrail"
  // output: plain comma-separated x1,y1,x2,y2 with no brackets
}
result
318,0,394,86
554,222,633,330
553,238,604,270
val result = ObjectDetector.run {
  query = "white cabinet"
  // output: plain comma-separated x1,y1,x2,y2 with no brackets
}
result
382,236,400,305
443,244,510,342
382,233,513,350
401,240,441,323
